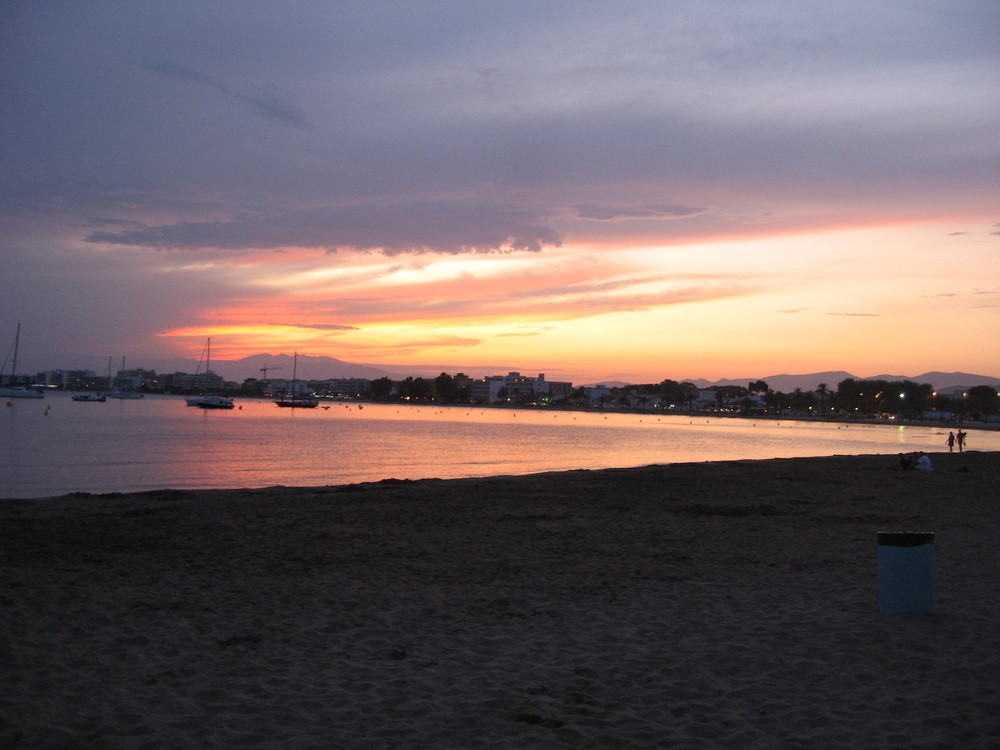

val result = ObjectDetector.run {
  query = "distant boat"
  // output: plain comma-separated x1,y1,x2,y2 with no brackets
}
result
0,323,44,399
105,356,144,399
72,392,106,402
73,356,109,401
194,395,235,410
185,339,209,406
186,338,235,409
275,352,318,408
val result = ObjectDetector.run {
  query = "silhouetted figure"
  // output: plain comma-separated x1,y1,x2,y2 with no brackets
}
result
957,430,967,452
946,432,955,452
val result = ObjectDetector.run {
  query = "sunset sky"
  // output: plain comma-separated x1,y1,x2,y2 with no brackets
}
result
2,2,998,384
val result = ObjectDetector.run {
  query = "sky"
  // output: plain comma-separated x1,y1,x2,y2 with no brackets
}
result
2,1,998,384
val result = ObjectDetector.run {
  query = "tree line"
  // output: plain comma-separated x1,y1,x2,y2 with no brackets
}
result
352,373,1000,421
627,377,998,421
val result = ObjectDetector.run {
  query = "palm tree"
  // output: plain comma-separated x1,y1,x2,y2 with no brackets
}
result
817,383,829,417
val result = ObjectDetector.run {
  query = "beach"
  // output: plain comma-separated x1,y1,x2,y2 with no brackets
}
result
2,452,999,749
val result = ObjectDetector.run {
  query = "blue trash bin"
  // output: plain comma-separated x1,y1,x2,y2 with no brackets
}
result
878,532,934,614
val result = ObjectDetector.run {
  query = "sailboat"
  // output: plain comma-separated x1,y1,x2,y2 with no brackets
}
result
190,338,235,409
72,391,106,402
0,323,44,399
106,356,144,399
73,356,109,402
185,339,208,406
274,352,318,408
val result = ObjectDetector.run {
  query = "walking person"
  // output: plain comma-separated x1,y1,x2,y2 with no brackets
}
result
947,432,955,452
957,430,967,452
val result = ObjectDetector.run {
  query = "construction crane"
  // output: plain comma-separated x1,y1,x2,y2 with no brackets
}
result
260,365,283,381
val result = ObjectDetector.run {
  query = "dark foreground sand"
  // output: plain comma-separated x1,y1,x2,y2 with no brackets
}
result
2,452,999,749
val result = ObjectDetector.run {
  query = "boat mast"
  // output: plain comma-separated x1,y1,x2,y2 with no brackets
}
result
10,323,20,383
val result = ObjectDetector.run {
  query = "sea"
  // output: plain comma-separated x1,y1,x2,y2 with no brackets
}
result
2,391,997,499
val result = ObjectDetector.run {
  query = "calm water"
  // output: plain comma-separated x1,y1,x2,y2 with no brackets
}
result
2,392,996,499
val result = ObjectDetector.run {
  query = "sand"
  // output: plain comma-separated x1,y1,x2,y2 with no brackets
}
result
2,451,999,749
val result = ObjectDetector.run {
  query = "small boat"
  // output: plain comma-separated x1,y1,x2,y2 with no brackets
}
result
185,338,234,409
106,356,144,398
106,389,144,399
275,394,319,408
1,385,44,399
193,395,235,409
72,392,106,402
185,338,209,406
0,324,44,399
274,352,318,408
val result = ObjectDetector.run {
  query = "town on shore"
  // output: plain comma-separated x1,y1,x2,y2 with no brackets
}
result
6,364,1000,425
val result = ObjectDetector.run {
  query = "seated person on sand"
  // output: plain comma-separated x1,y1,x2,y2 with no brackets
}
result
898,453,913,470
914,452,933,471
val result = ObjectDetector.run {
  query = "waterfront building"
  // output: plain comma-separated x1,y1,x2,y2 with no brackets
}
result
470,372,573,404
315,378,372,398
37,369,97,389
163,371,225,393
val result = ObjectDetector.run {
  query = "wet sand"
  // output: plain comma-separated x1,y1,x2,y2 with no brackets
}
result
2,452,999,748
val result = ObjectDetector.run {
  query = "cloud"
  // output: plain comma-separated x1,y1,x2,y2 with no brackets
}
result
576,204,708,222
827,312,881,317
85,201,563,255
270,322,359,332
142,58,309,127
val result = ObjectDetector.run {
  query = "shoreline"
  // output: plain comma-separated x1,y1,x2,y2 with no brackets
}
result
34,389,1000,432
3,452,999,748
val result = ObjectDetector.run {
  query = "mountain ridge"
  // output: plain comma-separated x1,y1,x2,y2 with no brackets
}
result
37,353,1000,393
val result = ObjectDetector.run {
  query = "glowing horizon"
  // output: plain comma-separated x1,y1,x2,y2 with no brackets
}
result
2,3,997,383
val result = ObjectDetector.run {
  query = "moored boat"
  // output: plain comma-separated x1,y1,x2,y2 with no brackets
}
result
72,392,106,402
106,356,144,398
185,338,234,409
1,324,45,399
275,394,319,408
193,395,235,409
274,352,318,408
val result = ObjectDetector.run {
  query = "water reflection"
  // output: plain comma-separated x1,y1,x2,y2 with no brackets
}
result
2,392,996,498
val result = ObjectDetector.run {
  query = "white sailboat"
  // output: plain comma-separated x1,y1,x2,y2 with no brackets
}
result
106,356,144,399
185,338,209,406
0,323,44,399
187,338,235,409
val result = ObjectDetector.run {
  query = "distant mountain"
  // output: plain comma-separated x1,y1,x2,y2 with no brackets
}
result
212,356,524,382
213,354,396,382
870,371,1000,391
162,362,1000,392
722,372,857,393
41,353,1000,393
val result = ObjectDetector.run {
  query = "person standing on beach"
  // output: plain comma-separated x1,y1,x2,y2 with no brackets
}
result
947,432,956,452
957,430,967,452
